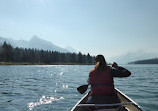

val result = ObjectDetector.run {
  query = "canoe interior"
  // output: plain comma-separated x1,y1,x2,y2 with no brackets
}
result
71,88,143,111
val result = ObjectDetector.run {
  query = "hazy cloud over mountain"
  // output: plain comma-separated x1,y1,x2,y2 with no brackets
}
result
108,50,158,64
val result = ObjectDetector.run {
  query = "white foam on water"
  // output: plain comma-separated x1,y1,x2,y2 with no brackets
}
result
28,96,64,110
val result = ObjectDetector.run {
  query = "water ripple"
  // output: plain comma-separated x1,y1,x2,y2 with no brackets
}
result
0,65,158,111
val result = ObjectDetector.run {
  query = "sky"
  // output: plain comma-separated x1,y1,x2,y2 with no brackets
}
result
0,0,158,61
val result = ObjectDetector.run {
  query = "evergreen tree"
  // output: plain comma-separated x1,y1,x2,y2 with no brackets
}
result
0,42,95,64
2,41,14,62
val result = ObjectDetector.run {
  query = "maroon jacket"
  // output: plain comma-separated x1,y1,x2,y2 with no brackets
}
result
88,66,131,96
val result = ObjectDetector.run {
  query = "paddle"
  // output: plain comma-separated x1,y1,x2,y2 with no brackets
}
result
77,84,89,94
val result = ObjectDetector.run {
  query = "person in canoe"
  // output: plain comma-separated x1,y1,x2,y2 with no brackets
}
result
86,55,131,109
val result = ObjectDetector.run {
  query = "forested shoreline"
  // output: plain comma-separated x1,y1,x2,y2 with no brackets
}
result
128,58,158,64
0,42,95,65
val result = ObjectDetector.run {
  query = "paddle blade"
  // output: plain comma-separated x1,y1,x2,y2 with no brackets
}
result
77,85,89,94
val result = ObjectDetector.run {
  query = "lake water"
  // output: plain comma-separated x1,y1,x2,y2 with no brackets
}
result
0,65,158,111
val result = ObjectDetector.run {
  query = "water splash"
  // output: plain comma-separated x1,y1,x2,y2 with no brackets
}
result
28,96,64,110
63,84,68,88
59,71,64,76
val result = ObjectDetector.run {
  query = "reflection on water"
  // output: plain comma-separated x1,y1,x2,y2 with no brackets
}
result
0,65,158,111
28,96,64,110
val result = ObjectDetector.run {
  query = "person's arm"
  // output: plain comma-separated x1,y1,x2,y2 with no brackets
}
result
111,62,131,77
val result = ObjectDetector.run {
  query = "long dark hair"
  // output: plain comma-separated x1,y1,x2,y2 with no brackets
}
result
95,55,107,71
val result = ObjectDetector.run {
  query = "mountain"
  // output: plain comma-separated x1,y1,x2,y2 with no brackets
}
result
0,36,75,53
28,36,70,53
65,46,76,53
108,50,158,64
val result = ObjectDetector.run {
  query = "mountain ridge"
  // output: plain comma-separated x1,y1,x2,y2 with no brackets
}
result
0,36,76,53
108,50,158,64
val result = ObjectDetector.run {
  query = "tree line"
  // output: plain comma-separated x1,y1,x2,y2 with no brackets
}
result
128,58,158,64
0,42,95,64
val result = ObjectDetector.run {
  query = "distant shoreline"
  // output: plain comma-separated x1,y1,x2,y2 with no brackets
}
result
0,62,95,65
128,58,158,64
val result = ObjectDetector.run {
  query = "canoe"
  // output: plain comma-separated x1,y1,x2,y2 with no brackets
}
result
71,88,143,111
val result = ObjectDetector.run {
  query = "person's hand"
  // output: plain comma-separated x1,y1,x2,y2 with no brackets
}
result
112,62,119,69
